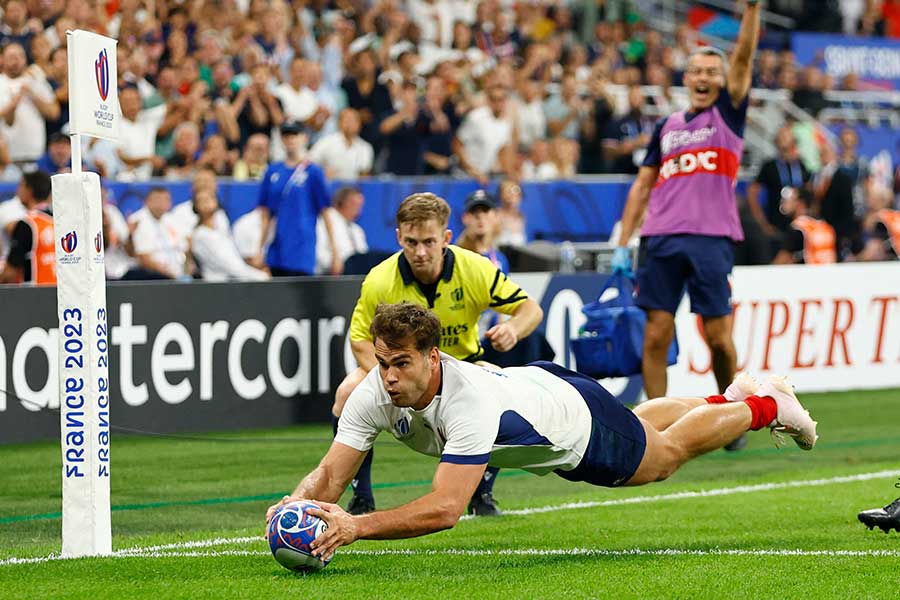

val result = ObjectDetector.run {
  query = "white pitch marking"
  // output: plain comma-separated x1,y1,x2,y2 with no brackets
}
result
116,536,261,555
2,469,898,567
97,548,900,559
467,469,900,519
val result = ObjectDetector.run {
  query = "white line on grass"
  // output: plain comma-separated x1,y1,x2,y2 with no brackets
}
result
86,548,900,559
2,468,898,567
467,468,900,518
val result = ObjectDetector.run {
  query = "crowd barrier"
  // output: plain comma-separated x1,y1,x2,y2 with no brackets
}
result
2,262,898,444
0,178,633,250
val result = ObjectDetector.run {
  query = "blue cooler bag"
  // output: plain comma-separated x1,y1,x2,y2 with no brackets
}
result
571,273,677,378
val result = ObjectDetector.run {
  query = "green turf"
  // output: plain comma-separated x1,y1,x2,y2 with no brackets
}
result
1,389,899,599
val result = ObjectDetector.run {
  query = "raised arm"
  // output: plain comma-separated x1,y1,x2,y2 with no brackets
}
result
727,1,761,106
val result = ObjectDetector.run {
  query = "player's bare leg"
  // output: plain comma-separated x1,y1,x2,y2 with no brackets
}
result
632,397,707,431
626,375,817,485
627,402,752,485
642,309,675,399
633,371,760,431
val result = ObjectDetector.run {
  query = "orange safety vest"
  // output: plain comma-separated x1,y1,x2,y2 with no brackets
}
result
24,210,57,285
791,215,837,265
877,209,900,256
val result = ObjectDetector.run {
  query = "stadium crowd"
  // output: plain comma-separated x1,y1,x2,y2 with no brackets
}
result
0,0,898,284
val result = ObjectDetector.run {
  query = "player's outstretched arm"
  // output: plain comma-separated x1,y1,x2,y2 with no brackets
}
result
727,0,761,105
307,461,487,560
265,441,366,522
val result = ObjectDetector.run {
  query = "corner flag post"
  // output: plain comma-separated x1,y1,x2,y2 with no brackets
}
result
54,29,120,558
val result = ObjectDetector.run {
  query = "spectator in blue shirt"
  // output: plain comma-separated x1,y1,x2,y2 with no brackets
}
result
35,132,71,175
256,121,339,276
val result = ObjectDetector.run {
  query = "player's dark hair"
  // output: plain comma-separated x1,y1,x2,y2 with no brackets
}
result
396,192,450,228
370,303,441,354
23,170,51,201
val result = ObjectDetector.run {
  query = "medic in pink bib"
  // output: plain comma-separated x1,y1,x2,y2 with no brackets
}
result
612,1,762,454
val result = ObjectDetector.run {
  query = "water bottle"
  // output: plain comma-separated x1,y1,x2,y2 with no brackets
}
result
559,241,576,273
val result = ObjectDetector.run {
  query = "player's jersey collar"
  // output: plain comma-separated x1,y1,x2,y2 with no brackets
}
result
398,247,456,285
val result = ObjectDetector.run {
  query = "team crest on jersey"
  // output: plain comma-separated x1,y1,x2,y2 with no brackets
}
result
394,416,411,438
449,286,465,310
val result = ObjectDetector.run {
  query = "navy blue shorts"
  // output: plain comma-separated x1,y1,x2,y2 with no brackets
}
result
532,362,646,488
635,235,734,317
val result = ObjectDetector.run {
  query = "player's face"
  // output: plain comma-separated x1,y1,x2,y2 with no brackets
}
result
374,338,439,410
685,53,725,111
397,219,452,283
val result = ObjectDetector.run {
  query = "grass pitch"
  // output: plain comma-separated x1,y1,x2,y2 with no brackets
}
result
1,388,899,599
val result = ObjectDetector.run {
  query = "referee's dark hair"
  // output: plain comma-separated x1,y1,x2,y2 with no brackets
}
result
370,302,442,354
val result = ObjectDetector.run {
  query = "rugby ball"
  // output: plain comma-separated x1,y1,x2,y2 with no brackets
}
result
266,500,331,572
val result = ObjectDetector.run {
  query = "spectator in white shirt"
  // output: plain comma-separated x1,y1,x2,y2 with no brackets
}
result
191,189,269,282
309,108,373,180
306,61,342,144
168,167,230,252
129,187,186,279
315,186,368,274
453,85,515,185
521,139,559,181
276,57,319,126
0,43,60,164
514,79,546,149
101,200,135,280
116,86,167,181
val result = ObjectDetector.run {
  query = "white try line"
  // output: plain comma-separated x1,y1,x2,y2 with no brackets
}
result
2,468,898,567
124,548,900,559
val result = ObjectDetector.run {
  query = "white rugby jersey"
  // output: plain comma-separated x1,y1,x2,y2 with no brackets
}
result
335,354,593,474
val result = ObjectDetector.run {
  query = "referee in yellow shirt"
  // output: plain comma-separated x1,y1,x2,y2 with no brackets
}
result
333,192,544,516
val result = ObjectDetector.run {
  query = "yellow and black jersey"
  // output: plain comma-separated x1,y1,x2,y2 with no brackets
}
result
349,245,529,361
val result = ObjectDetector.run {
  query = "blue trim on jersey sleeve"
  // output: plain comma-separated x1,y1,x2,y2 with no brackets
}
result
494,410,552,447
642,118,667,167
440,452,491,465
715,86,749,137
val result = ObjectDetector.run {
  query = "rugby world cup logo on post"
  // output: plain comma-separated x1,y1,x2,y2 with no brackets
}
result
95,232,102,253
95,48,109,101
61,231,78,254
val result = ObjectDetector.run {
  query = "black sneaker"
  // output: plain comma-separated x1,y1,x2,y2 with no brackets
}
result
858,497,900,533
468,492,502,517
346,494,375,515
724,433,748,452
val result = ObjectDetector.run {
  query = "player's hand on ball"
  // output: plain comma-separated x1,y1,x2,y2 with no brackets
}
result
485,322,518,352
266,495,297,523
307,501,359,561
